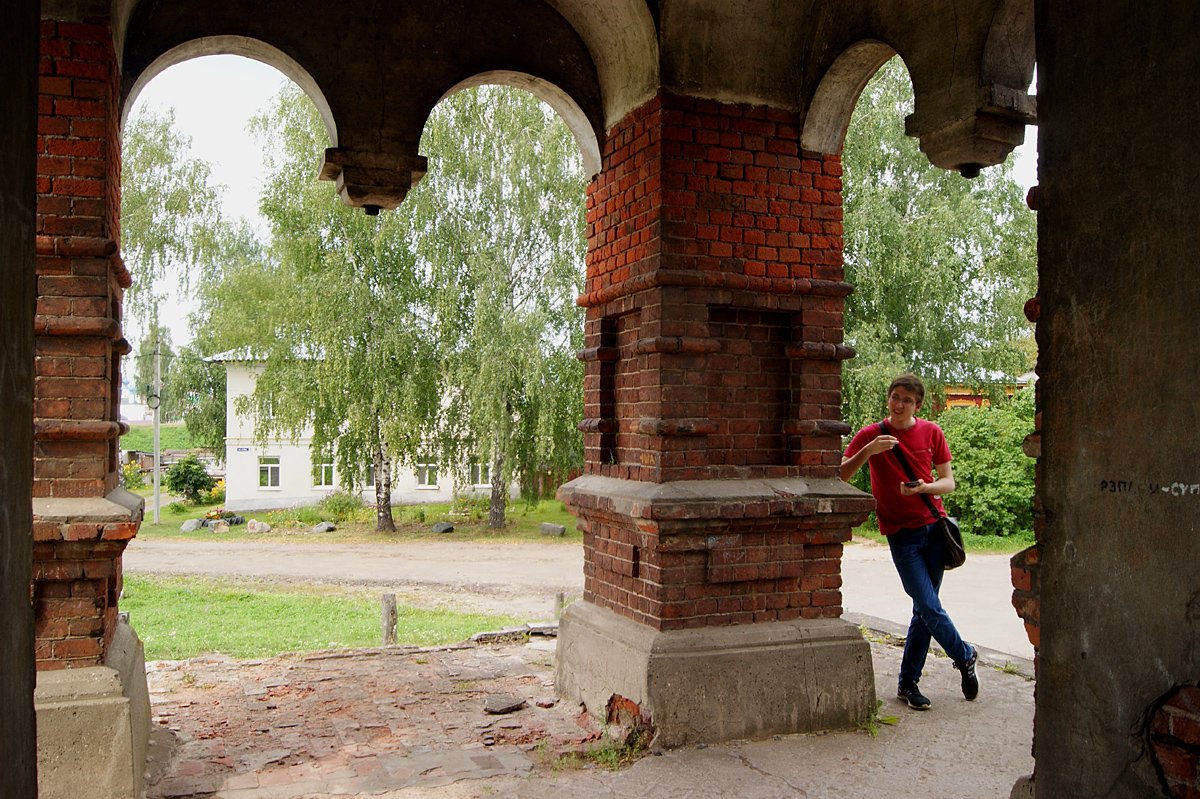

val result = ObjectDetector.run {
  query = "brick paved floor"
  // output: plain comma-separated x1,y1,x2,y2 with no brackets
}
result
145,637,604,798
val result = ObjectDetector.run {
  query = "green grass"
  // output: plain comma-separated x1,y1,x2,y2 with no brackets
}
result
121,574,523,660
851,522,1034,553
120,423,194,452
135,497,582,544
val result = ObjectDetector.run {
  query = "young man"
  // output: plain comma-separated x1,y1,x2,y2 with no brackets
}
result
840,373,978,710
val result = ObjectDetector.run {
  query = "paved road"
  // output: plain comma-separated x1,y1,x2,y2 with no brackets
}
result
124,537,1033,661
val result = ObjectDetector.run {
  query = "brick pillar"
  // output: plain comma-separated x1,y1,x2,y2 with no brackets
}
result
557,94,875,745
33,15,141,671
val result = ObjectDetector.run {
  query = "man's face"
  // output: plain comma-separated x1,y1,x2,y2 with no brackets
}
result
888,387,921,422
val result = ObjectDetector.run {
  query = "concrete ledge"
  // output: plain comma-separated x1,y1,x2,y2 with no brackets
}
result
36,618,150,799
556,601,876,747
33,486,144,523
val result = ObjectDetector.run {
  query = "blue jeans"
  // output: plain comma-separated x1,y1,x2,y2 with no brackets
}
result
887,523,973,687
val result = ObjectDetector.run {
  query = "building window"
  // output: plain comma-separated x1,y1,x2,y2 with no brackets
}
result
416,456,439,489
259,456,280,488
469,462,490,487
313,459,334,488
363,464,375,488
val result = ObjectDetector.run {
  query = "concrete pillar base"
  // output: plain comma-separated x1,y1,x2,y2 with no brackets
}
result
556,600,876,747
35,617,151,799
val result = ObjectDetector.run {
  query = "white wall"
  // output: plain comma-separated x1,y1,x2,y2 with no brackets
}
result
223,362,492,512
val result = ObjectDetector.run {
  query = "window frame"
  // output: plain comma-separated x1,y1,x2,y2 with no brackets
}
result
258,455,281,489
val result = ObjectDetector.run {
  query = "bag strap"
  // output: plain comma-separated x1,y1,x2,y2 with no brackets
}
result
878,421,944,520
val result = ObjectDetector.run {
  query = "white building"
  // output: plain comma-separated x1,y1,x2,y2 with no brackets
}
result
219,356,491,512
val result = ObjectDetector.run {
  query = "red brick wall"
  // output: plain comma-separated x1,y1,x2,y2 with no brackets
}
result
35,17,127,499
32,539,129,670
1149,686,1200,798
568,491,866,631
34,15,134,669
567,93,872,630
579,94,852,485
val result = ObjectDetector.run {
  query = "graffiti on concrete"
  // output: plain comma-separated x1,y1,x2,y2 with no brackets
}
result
1099,479,1200,496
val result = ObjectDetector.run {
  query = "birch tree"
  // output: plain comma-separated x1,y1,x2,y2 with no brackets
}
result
407,86,586,527
841,57,1037,431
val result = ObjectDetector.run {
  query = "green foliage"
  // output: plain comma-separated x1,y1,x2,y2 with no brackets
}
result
163,454,217,503
120,575,523,660
860,699,900,738
319,490,368,522
120,107,227,325
120,462,146,490
451,493,496,520
413,86,587,520
841,57,1037,434
939,388,1036,537
167,501,188,514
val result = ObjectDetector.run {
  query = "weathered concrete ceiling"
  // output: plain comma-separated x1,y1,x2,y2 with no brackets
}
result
114,0,1034,206
658,0,1035,174
119,0,607,209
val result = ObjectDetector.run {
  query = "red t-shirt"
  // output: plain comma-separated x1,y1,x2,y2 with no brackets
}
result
844,418,952,536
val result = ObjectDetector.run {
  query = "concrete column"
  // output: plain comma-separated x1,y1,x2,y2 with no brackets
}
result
558,93,876,746
1033,1,1200,796
1,0,41,794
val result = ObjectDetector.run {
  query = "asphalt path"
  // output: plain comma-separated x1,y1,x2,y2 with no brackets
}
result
123,537,1033,661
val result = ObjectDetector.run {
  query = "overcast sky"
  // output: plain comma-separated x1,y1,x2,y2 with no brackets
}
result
125,55,1039,349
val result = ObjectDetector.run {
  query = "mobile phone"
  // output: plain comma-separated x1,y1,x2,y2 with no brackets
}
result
903,480,921,488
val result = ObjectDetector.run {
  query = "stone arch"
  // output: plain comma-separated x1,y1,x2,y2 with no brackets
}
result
801,40,899,155
121,35,337,148
435,70,602,177
542,0,659,130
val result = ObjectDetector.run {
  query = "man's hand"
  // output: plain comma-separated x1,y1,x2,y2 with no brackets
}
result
866,435,898,455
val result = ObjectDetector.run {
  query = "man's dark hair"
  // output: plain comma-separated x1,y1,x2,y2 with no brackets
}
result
888,373,925,406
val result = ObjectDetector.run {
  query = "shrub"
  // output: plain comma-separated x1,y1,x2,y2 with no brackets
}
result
164,454,217,503
938,389,1036,537
167,501,188,514
319,490,365,521
120,462,146,491
204,478,226,504
451,493,491,520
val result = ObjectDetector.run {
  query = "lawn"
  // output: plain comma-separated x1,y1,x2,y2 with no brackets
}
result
121,574,523,660
120,423,194,452
851,523,1034,553
133,496,582,544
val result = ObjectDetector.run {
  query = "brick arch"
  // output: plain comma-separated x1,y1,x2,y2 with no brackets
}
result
434,70,602,177
800,40,898,156
121,35,337,148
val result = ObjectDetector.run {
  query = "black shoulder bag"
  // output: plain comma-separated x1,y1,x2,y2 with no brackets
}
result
879,422,966,569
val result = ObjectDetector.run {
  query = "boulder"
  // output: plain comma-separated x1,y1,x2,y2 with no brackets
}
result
540,522,566,537
313,521,336,533
432,521,455,534
209,520,231,534
247,519,272,534
180,518,202,533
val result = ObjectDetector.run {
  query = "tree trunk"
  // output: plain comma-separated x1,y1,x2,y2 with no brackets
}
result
374,444,396,532
488,450,506,529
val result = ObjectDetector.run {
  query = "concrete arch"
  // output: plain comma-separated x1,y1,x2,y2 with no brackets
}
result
121,35,337,148
436,71,602,177
982,0,1035,90
543,0,659,130
801,40,898,155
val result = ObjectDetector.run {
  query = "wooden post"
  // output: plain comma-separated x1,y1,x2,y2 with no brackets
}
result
381,593,397,645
